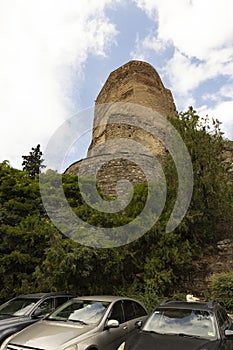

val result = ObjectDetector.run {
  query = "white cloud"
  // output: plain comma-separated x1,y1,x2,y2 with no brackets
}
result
219,85,233,100
134,0,233,86
130,34,147,61
135,0,233,59
203,84,233,103
163,48,233,94
131,32,168,60
134,0,233,140
164,51,205,94
0,0,118,168
198,101,233,140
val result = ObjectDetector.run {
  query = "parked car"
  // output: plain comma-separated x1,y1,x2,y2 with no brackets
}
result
0,292,74,345
117,299,233,350
0,295,148,350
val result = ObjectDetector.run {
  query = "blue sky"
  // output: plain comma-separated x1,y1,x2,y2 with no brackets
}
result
1,0,233,169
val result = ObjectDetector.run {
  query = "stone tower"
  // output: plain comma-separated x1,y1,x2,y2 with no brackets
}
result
65,60,178,195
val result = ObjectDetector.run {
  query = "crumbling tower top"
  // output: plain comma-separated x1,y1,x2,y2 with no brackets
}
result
95,60,176,115
65,60,178,195
88,60,177,156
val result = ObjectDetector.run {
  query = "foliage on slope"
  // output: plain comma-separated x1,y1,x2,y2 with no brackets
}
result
0,108,232,306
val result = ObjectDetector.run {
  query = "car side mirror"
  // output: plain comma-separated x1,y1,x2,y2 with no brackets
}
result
32,309,44,318
135,320,142,328
106,319,119,329
225,329,233,338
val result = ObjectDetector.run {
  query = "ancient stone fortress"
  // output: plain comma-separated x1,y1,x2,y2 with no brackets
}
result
65,60,178,195
64,60,232,293
65,60,232,195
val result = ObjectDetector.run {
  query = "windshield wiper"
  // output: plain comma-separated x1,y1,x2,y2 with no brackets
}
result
67,319,88,325
142,330,162,335
178,333,203,339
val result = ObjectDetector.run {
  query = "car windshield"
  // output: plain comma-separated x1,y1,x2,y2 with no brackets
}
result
47,300,110,325
143,308,217,340
0,298,39,316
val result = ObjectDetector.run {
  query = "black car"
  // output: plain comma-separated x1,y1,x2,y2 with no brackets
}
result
118,299,233,350
0,292,73,344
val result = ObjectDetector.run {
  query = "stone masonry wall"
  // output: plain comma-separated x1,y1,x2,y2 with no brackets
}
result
65,60,177,196
88,60,177,155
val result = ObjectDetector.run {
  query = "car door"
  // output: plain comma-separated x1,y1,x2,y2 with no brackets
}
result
122,300,147,336
33,298,55,317
32,296,72,318
96,300,128,350
216,308,233,350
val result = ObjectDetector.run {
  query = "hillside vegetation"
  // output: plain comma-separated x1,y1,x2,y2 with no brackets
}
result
0,108,232,310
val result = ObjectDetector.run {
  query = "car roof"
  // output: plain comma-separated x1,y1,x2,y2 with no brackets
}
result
156,300,219,311
74,295,144,303
14,292,73,299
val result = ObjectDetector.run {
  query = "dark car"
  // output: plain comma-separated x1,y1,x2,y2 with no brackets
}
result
0,292,73,345
1,295,148,350
117,299,233,350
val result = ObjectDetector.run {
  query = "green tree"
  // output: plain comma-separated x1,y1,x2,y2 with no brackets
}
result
0,106,232,302
210,272,233,311
119,107,233,297
0,215,51,300
169,107,232,250
0,161,49,300
22,144,46,177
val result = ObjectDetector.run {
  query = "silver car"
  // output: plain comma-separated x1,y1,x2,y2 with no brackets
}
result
0,292,73,345
0,295,148,350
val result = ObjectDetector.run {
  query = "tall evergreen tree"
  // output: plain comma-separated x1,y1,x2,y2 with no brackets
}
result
22,144,45,177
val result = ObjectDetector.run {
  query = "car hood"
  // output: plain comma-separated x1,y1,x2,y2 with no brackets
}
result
0,314,14,320
0,315,29,329
9,320,97,349
127,332,221,350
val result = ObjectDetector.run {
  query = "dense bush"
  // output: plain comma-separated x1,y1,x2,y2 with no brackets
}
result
0,108,232,302
210,272,233,312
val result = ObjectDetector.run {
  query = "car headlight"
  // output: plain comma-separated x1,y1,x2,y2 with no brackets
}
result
64,345,78,350
117,342,125,350
0,334,18,350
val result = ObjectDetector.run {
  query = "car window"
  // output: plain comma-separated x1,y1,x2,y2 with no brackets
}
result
123,301,136,321
143,308,217,340
109,301,124,324
217,308,230,333
220,308,230,327
48,300,110,325
133,301,147,317
55,297,71,309
36,298,54,316
0,298,39,316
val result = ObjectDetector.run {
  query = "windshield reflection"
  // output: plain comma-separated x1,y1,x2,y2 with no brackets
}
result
143,308,217,340
48,300,110,325
0,298,38,316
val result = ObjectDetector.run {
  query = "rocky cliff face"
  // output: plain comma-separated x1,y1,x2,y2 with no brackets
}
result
181,239,233,297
